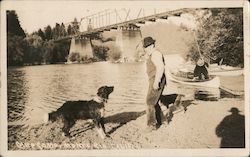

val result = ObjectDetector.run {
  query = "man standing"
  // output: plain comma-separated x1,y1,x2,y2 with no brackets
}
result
143,36,166,131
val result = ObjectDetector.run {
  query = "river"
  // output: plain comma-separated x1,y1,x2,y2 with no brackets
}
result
7,61,220,126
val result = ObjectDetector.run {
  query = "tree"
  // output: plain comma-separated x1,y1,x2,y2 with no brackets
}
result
7,10,26,37
92,45,108,61
52,23,61,39
68,52,81,62
38,29,46,41
187,8,243,67
42,40,54,63
60,23,67,37
24,34,44,64
7,10,26,66
44,25,52,40
47,40,70,64
7,35,27,66
67,25,72,35
71,18,79,35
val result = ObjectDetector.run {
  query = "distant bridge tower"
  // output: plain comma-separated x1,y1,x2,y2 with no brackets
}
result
87,19,93,31
71,18,80,35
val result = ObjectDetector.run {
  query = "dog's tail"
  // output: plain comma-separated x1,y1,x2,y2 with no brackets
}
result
173,94,183,107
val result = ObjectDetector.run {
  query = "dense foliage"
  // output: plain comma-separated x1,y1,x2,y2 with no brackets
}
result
7,11,26,37
187,8,244,67
7,10,71,66
92,45,109,61
7,10,121,66
7,11,26,66
91,42,122,62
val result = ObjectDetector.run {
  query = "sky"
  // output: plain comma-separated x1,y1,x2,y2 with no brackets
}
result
2,0,243,34
2,1,178,33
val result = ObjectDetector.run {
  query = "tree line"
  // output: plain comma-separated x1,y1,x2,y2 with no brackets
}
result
7,11,79,66
7,11,120,66
7,9,244,67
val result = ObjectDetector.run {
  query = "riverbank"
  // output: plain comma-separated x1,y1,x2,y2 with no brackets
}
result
220,75,244,92
6,62,246,150
219,75,245,98
8,93,245,150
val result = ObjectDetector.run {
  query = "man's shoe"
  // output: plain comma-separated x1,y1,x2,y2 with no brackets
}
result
156,123,161,129
145,125,157,133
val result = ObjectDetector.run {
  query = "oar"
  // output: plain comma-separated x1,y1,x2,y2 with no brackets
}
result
192,31,202,58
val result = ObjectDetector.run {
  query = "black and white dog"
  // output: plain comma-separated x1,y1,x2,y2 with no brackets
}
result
159,94,185,110
45,86,114,139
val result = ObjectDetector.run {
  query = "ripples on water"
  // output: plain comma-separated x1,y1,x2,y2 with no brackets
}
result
7,62,220,126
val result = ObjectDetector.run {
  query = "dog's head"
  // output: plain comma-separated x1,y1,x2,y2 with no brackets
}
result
48,111,59,122
43,111,58,123
97,86,114,100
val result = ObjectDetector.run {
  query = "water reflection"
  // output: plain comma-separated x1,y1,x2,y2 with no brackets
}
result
8,62,222,127
7,68,28,123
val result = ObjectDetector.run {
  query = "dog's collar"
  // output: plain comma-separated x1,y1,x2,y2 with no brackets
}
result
93,96,107,103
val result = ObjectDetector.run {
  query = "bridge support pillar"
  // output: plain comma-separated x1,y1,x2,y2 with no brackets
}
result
115,27,143,62
68,37,93,62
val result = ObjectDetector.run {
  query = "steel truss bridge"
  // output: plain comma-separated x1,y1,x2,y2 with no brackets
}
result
56,8,197,42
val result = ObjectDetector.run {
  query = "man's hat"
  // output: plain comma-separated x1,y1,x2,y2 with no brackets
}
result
228,107,240,114
143,36,156,48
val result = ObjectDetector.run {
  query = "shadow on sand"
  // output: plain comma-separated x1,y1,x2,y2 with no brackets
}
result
105,111,146,134
70,111,146,136
215,107,245,148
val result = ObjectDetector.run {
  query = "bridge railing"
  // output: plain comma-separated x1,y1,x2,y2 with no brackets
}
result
54,8,193,42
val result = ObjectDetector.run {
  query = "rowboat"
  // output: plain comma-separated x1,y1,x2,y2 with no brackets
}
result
178,64,243,76
209,65,244,76
210,69,243,76
166,70,220,88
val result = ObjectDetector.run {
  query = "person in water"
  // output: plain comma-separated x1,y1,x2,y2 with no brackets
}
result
143,36,166,131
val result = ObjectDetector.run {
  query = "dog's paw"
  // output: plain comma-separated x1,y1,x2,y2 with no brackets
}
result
99,133,111,139
62,132,70,137
62,132,66,137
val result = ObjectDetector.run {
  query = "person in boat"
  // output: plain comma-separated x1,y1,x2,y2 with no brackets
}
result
143,36,166,131
193,57,209,80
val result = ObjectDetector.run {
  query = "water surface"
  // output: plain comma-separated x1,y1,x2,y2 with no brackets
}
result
7,61,220,126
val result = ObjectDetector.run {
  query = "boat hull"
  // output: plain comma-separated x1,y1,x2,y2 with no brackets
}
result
209,69,244,76
167,71,220,88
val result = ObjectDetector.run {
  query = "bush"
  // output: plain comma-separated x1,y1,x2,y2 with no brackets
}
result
92,41,122,62
107,44,122,62
68,52,80,62
92,45,109,61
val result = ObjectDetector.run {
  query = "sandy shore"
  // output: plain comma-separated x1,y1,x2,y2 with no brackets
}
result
8,95,245,150
7,73,246,150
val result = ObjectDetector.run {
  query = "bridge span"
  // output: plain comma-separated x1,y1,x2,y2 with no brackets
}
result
57,8,199,62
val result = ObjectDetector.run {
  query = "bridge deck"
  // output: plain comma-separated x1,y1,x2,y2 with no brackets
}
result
55,8,193,42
